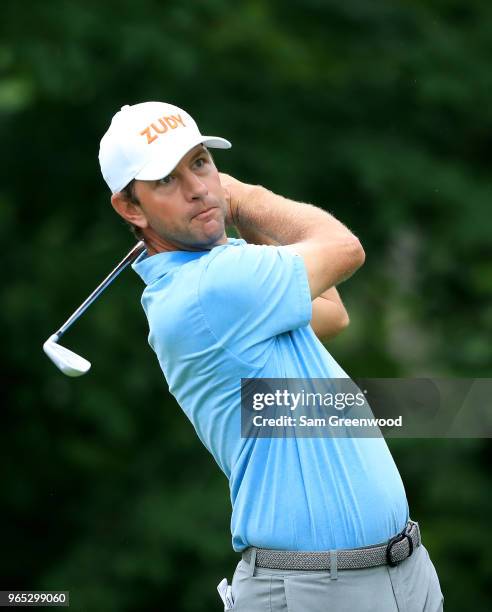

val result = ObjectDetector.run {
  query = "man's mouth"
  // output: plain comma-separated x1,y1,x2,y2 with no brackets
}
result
193,207,217,221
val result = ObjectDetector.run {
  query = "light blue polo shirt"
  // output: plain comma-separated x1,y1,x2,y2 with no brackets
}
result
132,238,408,552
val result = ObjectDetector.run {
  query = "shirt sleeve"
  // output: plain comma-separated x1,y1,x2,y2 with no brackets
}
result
198,243,312,366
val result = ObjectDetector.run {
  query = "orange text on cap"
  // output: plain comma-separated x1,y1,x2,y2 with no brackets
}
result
140,115,186,144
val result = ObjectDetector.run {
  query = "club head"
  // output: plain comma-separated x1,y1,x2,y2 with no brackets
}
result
43,334,91,377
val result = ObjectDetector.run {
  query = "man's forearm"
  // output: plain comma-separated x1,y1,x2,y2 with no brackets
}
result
221,174,365,299
228,183,354,247
310,287,350,340
231,215,279,246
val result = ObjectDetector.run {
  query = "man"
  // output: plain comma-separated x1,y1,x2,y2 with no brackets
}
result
99,102,443,611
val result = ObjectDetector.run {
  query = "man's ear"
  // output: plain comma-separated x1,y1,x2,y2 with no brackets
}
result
111,192,148,229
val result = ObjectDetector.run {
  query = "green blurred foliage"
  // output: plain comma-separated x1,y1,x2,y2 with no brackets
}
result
0,0,491,610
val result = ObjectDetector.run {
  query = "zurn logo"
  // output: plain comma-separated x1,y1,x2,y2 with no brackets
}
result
140,114,186,144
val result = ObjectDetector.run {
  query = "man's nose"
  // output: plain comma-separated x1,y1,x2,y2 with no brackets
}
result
183,170,208,200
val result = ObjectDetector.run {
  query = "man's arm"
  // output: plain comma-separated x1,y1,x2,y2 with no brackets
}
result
225,224,350,341
220,174,360,340
310,287,349,340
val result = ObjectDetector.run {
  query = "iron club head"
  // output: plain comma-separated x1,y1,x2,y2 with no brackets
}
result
43,334,91,377
42,241,145,377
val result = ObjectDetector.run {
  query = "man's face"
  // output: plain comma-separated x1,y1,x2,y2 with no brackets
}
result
131,145,228,252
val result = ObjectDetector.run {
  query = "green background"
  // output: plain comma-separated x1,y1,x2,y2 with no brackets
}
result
1,1,491,610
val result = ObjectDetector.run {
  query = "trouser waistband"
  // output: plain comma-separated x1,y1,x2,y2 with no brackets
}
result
242,520,421,571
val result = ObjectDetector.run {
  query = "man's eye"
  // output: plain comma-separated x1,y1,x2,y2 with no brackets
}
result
158,175,173,185
193,157,206,168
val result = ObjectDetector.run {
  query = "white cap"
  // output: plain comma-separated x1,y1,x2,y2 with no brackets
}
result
99,101,232,193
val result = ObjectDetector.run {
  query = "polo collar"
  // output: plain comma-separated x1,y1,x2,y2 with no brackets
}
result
132,238,245,285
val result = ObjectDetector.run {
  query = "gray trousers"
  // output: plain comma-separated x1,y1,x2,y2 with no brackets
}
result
227,544,443,611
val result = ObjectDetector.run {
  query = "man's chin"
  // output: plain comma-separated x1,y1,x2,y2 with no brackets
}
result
180,228,227,251
196,232,228,250
151,214,227,252
192,217,228,249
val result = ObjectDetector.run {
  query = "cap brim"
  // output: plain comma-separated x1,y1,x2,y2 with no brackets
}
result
134,135,231,182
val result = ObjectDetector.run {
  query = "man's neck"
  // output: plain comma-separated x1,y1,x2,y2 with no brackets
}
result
143,232,228,257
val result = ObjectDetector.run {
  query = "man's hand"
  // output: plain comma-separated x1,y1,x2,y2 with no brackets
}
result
219,173,249,227
219,173,282,246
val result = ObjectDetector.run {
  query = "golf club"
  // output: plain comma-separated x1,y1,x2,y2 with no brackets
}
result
43,241,146,377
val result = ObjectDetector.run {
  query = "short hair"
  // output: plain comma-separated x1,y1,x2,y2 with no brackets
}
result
120,180,144,241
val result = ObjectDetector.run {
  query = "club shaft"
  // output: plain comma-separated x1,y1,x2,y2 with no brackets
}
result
55,241,146,340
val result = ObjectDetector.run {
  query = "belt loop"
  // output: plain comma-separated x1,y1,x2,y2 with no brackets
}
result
329,550,338,580
248,548,257,577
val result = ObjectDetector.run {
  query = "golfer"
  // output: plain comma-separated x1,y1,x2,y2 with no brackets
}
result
99,102,443,611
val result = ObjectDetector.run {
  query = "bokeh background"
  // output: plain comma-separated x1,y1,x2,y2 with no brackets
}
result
1,1,491,610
